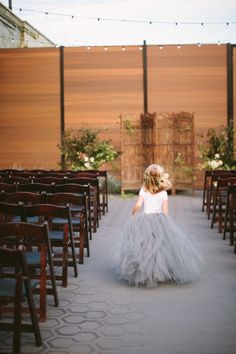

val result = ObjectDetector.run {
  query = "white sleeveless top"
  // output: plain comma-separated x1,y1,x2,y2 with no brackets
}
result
139,188,168,214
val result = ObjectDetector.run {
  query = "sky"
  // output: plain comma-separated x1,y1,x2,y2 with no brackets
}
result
2,0,236,46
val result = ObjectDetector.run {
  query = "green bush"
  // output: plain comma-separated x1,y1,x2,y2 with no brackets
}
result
58,128,119,171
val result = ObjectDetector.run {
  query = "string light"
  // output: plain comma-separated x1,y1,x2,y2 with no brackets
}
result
14,7,236,27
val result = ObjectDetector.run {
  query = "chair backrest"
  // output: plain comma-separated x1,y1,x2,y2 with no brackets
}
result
3,191,45,204
66,176,99,186
66,177,99,210
45,192,87,214
23,203,73,229
18,182,56,193
55,183,90,197
3,176,31,185
216,177,236,189
71,172,99,179
0,221,51,252
0,246,28,269
227,184,236,207
0,182,18,193
0,201,24,222
33,176,66,185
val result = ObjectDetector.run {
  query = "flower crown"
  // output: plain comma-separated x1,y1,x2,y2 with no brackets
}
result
143,164,170,189
143,171,169,185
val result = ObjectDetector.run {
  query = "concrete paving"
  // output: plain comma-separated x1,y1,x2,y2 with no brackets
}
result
1,191,236,354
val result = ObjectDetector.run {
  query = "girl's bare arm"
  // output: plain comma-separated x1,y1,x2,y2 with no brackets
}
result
162,200,168,215
132,195,144,215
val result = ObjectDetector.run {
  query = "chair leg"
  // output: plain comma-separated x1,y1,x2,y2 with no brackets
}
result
62,227,69,288
218,203,223,233
13,275,22,354
202,185,206,212
211,197,217,229
223,204,229,240
229,210,234,247
68,225,78,278
24,278,42,347
39,246,47,322
47,248,59,307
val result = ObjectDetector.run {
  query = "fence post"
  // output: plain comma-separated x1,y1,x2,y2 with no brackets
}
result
227,43,234,158
60,46,65,167
142,40,148,114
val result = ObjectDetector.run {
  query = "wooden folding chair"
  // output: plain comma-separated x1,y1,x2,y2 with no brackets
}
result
23,204,77,287
0,222,59,322
82,170,109,214
45,192,88,264
55,183,92,240
0,247,42,354
211,177,236,233
222,184,236,248
67,177,100,232
206,171,236,220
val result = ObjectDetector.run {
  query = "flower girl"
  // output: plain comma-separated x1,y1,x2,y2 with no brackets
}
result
114,164,203,287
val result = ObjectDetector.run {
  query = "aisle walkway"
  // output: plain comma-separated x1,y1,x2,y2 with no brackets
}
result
1,192,236,354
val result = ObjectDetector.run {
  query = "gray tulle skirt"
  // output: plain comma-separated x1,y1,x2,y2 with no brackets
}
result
113,212,204,287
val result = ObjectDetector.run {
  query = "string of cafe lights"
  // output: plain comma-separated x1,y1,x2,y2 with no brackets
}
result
15,7,236,27
2,7,236,49
1,34,236,49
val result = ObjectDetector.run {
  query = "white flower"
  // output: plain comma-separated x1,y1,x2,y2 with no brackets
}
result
84,162,91,168
208,160,219,169
90,157,95,163
84,156,89,162
218,160,223,166
215,153,220,159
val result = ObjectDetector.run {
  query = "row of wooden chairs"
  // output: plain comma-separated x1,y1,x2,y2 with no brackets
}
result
0,180,97,236
0,191,89,353
0,169,109,215
0,246,42,354
202,169,236,253
0,169,110,353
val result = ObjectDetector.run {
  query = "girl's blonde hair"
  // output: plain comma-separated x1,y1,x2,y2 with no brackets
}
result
143,164,172,193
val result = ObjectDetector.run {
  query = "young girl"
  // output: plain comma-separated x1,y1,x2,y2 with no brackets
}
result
114,164,203,287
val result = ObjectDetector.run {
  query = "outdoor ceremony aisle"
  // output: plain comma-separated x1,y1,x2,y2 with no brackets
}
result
1,192,236,354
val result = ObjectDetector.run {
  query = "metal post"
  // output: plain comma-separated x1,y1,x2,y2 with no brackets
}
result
9,1,12,10
142,40,148,114
60,46,65,167
227,43,234,126
226,43,234,159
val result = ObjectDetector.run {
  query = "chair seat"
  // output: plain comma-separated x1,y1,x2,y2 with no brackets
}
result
49,230,64,240
26,251,41,265
0,278,38,297
52,217,81,225
0,278,20,297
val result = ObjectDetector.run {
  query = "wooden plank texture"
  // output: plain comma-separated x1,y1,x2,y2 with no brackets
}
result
0,48,61,169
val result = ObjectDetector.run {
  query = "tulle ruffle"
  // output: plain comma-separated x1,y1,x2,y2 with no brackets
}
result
113,213,204,287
